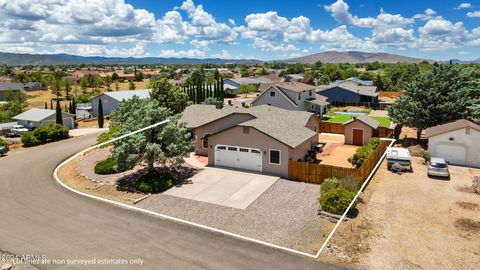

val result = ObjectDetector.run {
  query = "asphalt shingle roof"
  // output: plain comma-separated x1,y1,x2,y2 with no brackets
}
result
101,89,150,102
181,104,316,148
317,81,378,97
342,115,380,129
13,108,57,122
425,119,480,137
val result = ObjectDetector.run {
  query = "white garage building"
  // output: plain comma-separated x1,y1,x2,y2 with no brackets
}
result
425,120,480,168
13,108,76,130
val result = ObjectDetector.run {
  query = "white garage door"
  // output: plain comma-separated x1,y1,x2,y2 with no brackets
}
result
215,145,262,172
436,143,467,166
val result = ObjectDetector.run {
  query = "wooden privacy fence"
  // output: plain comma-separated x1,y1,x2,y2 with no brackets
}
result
288,140,390,184
378,91,403,99
319,122,393,137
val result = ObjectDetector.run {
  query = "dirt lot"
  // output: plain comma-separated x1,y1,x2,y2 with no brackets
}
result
322,157,480,269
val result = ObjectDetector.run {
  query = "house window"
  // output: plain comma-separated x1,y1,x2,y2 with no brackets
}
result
269,149,281,165
251,149,261,154
466,127,470,135
309,90,312,96
270,91,275,97
228,147,238,151
243,127,250,134
202,134,210,148
217,146,226,150
239,148,249,152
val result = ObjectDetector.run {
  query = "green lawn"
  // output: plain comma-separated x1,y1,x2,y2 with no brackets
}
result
371,116,391,128
325,113,391,128
324,113,355,123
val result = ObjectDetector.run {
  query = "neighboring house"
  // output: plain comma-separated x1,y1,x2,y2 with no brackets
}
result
91,89,150,117
250,82,329,118
284,74,304,82
342,115,380,146
425,120,480,167
71,69,101,80
181,104,320,177
0,82,44,100
334,77,373,86
223,77,273,95
13,108,75,129
317,81,378,103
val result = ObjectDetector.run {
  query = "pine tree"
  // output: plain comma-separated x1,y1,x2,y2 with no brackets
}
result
220,78,225,101
98,98,104,128
44,102,48,109
50,99,53,110
64,103,68,112
55,99,63,125
71,97,76,114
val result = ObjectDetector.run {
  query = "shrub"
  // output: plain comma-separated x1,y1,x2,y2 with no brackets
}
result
348,137,381,167
320,188,356,215
0,137,9,147
135,172,174,193
368,137,380,149
339,176,361,193
21,132,40,147
96,126,119,148
94,157,118,174
33,126,50,143
48,124,69,141
320,177,340,196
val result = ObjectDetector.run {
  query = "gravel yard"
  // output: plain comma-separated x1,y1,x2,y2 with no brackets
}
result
324,157,480,269
137,179,334,254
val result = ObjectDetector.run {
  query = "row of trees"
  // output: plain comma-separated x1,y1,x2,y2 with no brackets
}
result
184,69,224,104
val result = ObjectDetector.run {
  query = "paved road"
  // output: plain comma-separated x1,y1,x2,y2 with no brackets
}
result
0,134,343,270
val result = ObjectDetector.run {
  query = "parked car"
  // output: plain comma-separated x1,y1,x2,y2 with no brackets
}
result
5,125,28,137
386,147,412,171
427,157,450,178
0,145,8,156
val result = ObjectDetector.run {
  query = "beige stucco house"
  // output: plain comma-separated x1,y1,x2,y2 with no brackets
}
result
342,115,380,146
181,104,320,177
425,119,480,167
250,82,329,118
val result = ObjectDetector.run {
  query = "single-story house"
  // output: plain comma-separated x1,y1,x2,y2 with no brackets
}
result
317,81,378,103
251,82,329,118
334,77,373,86
0,82,43,100
13,108,75,129
181,104,320,177
342,115,380,146
91,89,150,117
425,119,480,167
223,77,273,95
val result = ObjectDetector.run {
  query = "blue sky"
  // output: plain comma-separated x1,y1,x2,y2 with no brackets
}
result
0,0,479,61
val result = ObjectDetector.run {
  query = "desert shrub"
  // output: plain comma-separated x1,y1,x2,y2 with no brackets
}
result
368,137,380,149
96,126,119,148
0,137,9,147
320,177,340,197
348,137,381,167
135,172,174,193
94,157,118,175
21,131,40,147
47,124,69,141
33,126,50,143
339,176,361,193
320,188,356,215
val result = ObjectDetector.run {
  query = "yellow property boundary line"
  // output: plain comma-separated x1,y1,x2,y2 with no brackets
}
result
53,120,395,259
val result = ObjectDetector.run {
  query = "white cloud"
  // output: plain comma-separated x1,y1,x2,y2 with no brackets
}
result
159,49,206,58
455,3,472,10
467,11,480,17
413,9,438,21
417,18,469,50
211,49,231,58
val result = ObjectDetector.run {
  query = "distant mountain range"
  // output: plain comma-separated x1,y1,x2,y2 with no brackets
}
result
0,51,478,66
284,51,435,64
0,52,262,66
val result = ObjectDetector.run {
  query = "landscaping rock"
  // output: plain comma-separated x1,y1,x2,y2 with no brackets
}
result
473,176,480,195
1,263,12,270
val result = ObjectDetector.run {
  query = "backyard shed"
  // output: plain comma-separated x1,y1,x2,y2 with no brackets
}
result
342,115,380,146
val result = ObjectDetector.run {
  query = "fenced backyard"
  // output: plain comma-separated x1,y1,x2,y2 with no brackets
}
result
319,122,393,137
288,140,390,184
329,101,392,110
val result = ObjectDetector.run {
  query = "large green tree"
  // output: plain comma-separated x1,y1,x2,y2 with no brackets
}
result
387,64,480,141
149,78,188,114
110,97,192,173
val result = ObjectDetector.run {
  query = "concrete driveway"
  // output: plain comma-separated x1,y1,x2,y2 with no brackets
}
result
165,167,279,209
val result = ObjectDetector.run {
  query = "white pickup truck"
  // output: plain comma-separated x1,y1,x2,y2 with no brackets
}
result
386,147,412,171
